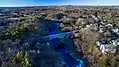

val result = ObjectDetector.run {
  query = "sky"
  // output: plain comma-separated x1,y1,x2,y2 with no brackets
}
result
0,0,119,7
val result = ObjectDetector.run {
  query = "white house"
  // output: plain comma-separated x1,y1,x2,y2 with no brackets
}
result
112,39,119,46
96,40,118,54
86,24,91,28
112,28,119,35
96,41,101,46
100,44,117,54
105,24,113,28
98,28,104,33
100,21,106,25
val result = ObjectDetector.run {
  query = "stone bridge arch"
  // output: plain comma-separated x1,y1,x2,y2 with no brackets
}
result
46,32,76,52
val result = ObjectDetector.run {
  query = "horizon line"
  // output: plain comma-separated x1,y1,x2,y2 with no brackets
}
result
0,4,119,7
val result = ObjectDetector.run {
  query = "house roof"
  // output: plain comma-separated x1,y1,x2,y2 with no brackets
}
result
104,45,117,49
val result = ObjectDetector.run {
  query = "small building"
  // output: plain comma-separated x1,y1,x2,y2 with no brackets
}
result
96,40,108,46
96,41,101,46
96,39,119,54
100,44,117,54
112,39,119,46
112,28,119,35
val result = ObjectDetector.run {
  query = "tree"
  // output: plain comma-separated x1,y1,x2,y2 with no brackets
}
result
12,51,31,67
98,56,108,67
110,56,118,67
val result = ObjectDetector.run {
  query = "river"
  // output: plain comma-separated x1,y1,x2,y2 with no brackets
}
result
21,19,86,67
44,19,85,67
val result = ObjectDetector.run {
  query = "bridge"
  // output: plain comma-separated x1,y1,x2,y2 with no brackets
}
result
22,19,85,67
23,30,85,67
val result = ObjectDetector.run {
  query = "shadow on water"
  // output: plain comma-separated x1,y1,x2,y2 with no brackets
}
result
21,19,86,67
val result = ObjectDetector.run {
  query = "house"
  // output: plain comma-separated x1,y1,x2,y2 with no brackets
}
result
91,15,98,21
112,39,119,46
96,39,119,54
96,40,108,46
100,21,106,26
100,44,117,54
112,28,119,35
96,41,101,46
105,24,113,28
98,26,105,33
86,24,91,28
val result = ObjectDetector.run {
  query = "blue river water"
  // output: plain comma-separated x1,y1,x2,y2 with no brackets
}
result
47,20,85,67
49,23,61,35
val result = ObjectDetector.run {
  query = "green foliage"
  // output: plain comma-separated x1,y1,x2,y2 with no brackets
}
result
12,51,23,65
0,25,29,39
109,56,118,67
98,56,108,67
12,51,31,67
98,55,118,67
22,52,31,67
